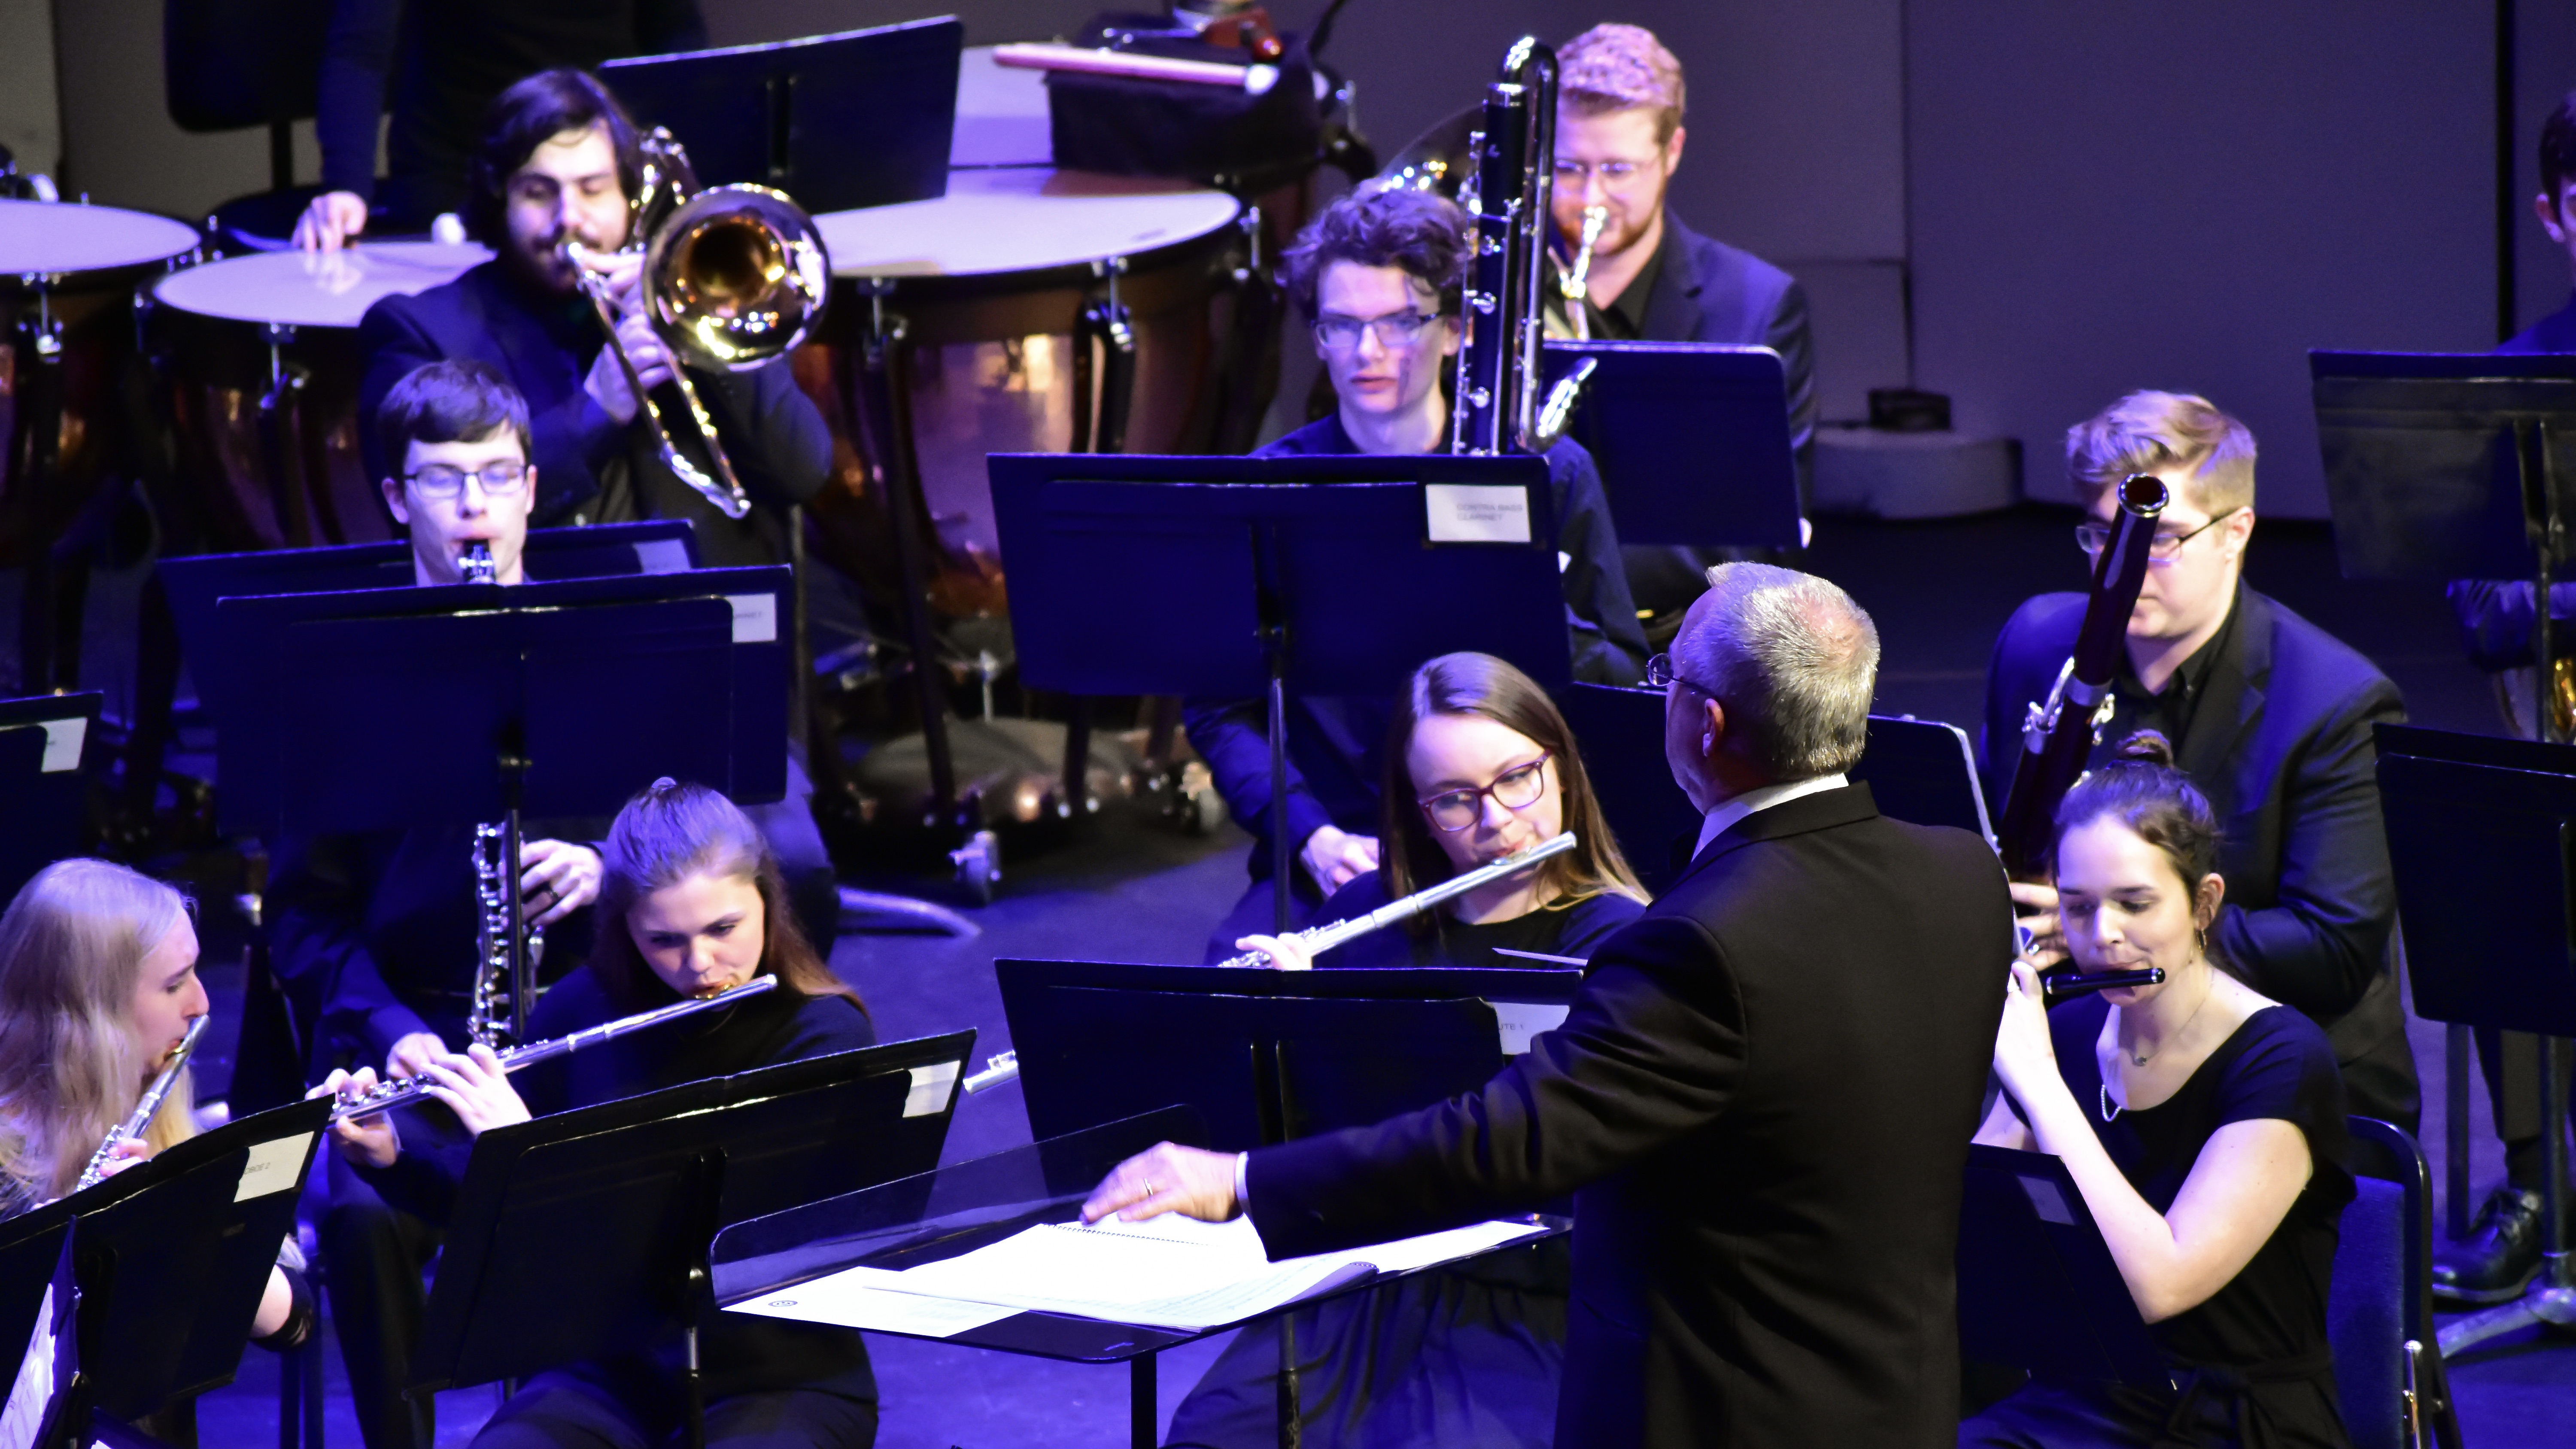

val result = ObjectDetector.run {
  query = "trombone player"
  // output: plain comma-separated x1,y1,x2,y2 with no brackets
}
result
355,67,831,574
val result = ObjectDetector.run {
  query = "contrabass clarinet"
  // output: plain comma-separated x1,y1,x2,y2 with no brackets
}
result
1993,473,2170,879
1221,833,1580,969
322,976,778,1124
72,1015,207,1193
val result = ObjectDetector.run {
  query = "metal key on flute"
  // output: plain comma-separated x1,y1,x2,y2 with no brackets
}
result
321,976,778,1124
1221,833,1581,970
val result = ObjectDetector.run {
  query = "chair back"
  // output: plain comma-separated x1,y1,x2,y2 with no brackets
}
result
2329,1172,2408,1449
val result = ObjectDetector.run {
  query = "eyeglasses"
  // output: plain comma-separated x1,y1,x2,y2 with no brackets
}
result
1550,158,1651,185
1419,753,1552,832
1646,652,1723,698
2073,507,2241,564
1312,311,1441,352
404,463,529,499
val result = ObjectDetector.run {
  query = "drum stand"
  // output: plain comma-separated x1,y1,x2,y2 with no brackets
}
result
9,284,74,694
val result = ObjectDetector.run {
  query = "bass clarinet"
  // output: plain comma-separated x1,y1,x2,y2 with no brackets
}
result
323,976,778,1124
72,1014,207,1193
1994,473,2169,878
1222,832,1580,969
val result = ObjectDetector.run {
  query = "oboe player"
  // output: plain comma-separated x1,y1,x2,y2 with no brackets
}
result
1980,392,2416,1133
312,780,880,1449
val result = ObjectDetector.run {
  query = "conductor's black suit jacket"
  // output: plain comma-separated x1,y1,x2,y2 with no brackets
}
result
1243,783,2012,1449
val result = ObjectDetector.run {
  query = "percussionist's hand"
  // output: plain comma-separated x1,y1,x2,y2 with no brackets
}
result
385,1031,446,1081
291,190,369,251
520,839,602,927
1231,933,1315,971
1081,1142,1242,1224
2008,881,2066,968
1991,960,2061,1099
308,1068,400,1168
1298,826,1380,893
416,1045,532,1137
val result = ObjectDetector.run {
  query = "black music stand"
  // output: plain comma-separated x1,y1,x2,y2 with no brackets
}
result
995,958,1583,1151
0,690,100,903
601,17,962,215
1540,340,1803,546
707,1107,1569,1449
2312,349,2576,1265
160,520,704,733
0,1215,74,1449
2372,723,2576,1354
211,567,790,1038
1557,682,1995,894
408,1033,974,1448
1958,1143,2171,1391
990,453,1568,930
0,1098,331,1446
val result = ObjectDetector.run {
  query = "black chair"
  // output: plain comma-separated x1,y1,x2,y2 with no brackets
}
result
164,0,334,242
2331,1115,2463,1449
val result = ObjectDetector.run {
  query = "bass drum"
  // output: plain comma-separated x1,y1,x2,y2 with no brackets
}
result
802,167,1249,631
149,242,489,551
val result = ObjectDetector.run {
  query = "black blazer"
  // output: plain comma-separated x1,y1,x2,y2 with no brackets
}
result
1981,587,2410,1070
1245,784,2012,1449
356,261,831,570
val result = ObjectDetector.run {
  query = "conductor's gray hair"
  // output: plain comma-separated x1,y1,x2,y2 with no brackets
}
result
1673,562,1880,780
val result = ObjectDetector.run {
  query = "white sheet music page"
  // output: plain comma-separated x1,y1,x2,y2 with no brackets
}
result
722,1214,1552,1336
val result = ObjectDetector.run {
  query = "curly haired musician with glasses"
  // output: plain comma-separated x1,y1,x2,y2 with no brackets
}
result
1979,390,2416,1135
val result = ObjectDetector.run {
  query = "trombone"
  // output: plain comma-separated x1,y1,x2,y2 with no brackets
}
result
566,128,831,520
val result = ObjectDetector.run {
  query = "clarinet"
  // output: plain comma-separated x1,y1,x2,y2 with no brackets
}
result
459,543,541,1048
1993,474,2169,878
1220,832,1580,969
324,976,778,1124
73,1015,207,1193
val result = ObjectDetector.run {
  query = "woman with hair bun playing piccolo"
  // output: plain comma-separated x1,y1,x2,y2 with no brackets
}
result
1965,731,2355,1448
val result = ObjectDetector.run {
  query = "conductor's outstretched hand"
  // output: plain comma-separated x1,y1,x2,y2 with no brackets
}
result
1081,1142,1242,1224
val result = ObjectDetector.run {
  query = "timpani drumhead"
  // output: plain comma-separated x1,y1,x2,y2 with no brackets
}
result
0,199,200,278
814,168,1239,279
151,242,492,328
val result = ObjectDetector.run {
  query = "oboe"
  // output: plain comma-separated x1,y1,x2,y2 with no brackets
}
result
1221,832,1581,969
73,1015,207,1192
323,975,777,1124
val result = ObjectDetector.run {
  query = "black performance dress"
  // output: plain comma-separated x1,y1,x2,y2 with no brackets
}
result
354,969,881,1449
1961,993,2356,1449
1164,871,1645,1449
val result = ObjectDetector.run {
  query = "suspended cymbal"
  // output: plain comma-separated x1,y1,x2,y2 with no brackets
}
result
1370,104,1479,199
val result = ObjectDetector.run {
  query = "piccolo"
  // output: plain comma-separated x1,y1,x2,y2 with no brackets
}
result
323,975,777,1124
76,1015,207,1192
1221,832,1581,969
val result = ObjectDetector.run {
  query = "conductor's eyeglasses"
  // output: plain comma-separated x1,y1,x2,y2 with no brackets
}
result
1419,754,1552,832
405,463,529,498
1313,311,1441,352
1646,652,1723,698
2073,508,2240,564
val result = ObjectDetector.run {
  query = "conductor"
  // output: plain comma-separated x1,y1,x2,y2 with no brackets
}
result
1086,563,2014,1449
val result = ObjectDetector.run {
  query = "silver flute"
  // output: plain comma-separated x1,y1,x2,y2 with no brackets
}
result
323,975,777,1124
1220,832,1582,969
74,1015,207,1192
